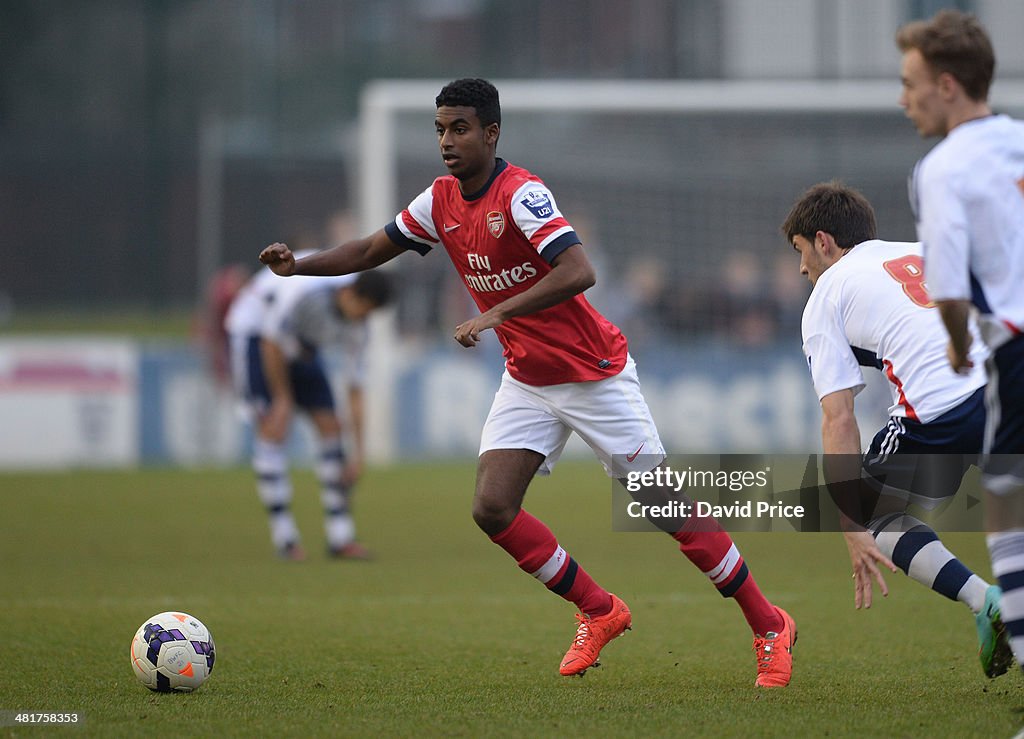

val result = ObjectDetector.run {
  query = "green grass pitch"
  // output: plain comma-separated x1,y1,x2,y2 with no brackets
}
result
0,461,1020,737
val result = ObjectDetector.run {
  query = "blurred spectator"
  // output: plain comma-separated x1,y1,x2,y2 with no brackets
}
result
712,250,780,346
194,263,251,386
601,257,672,350
770,250,810,343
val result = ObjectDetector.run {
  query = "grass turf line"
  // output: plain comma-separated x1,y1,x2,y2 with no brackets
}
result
0,462,1020,737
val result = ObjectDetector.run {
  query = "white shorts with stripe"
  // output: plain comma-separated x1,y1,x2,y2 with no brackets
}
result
479,354,666,478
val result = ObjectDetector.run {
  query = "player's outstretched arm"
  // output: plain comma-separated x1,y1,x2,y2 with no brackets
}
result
453,243,595,347
260,229,406,277
820,390,897,609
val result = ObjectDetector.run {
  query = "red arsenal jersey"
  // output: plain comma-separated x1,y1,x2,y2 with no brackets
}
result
385,159,628,386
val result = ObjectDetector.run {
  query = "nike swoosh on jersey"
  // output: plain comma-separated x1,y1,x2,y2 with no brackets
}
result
444,223,461,232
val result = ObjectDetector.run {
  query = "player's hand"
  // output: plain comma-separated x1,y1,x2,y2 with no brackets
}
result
259,397,294,443
259,243,297,276
946,337,974,375
454,313,502,348
844,530,897,609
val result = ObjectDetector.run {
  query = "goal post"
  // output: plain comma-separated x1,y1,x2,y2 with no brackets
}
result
359,77,1024,229
356,79,1024,464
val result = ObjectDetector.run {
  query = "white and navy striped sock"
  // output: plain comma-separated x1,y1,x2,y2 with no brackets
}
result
871,513,987,611
988,530,1024,665
317,437,354,548
253,438,299,550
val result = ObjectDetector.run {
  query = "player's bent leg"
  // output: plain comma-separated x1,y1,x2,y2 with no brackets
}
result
310,410,368,560
870,513,988,609
867,511,1011,675
618,466,796,686
621,475,793,684
551,358,793,684
476,449,628,675
252,437,304,560
671,511,792,684
472,449,542,536
316,436,355,549
987,522,1024,672
981,337,1024,670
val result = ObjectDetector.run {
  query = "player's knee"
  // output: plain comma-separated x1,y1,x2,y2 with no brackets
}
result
471,495,518,536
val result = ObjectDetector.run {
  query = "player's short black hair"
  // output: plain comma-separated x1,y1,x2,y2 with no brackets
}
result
435,78,501,128
352,270,393,307
780,181,877,249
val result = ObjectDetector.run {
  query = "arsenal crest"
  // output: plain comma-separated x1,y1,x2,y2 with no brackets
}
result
486,211,505,238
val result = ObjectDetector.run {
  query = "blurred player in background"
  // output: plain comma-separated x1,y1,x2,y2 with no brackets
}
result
225,259,392,560
898,9,1024,670
196,263,251,387
782,181,1011,677
260,78,796,686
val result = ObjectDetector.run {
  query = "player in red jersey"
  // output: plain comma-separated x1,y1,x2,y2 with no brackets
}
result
260,78,795,685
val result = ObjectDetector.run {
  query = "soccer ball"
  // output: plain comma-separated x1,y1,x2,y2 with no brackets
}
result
130,612,216,692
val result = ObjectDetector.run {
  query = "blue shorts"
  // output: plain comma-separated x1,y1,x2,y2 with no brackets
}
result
983,334,1024,490
862,387,985,503
987,334,1024,455
238,335,335,414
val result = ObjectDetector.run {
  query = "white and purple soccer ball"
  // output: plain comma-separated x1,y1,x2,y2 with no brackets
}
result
130,612,216,692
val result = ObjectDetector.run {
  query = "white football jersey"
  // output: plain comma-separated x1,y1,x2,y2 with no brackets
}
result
801,240,986,423
224,256,367,382
911,114,1024,345
223,265,288,337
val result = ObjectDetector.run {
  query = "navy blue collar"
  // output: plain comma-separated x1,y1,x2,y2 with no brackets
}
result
461,158,507,201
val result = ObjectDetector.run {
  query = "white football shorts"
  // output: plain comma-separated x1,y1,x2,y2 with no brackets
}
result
479,354,666,478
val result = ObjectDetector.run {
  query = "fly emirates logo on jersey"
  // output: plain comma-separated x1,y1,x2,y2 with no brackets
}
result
463,253,538,293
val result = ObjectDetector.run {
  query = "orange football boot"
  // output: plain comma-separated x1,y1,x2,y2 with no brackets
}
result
753,606,797,687
559,593,632,676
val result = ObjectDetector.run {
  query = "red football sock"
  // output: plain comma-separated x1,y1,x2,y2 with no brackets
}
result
491,509,612,617
673,519,782,635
